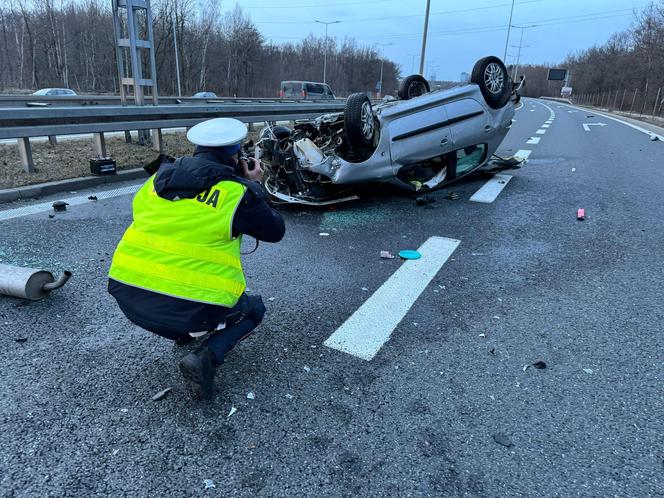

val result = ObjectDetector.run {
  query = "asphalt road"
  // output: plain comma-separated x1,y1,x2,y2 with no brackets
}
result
1,98,663,496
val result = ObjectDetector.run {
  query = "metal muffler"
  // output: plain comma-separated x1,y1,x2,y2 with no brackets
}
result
0,264,72,301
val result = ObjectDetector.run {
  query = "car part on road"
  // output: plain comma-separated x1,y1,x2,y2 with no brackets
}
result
398,250,422,260
577,208,585,220
151,387,172,401
398,74,431,100
52,201,68,212
0,264,72,301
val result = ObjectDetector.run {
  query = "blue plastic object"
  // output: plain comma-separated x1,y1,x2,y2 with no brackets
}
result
398,250,421,260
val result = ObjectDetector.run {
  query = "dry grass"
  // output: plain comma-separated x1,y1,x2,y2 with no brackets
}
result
0,132,195,189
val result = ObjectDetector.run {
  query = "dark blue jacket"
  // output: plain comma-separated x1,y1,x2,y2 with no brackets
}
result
108,148,285,334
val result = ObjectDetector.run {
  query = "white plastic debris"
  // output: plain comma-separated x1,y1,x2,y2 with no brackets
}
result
583,368,594,374
285,393,294,399
112,449,119,456
319,232,330,236
380,251,395,259
151,387,172,401
361,287,369,291
227,406,237,418
303,366,311,372
204,479,216,489
478,333,486,338
120,408,128,413
267,297,275,301
247,392,255,400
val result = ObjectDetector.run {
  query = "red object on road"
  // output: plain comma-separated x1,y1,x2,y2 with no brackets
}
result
577,208,585,220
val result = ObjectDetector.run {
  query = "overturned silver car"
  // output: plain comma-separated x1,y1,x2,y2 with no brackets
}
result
256,56,522,205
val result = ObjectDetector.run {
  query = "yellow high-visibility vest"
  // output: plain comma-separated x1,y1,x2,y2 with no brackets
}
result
109,176,247,307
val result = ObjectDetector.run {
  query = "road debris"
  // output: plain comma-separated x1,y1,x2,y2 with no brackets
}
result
151,387,172,401
52,201,68,212
493,433,513,447
247,392,255,400
415,195,435,206
203,479,216,489
285,393,294,399
14,337,28,343
651,135,659,141
446,191,460,201
583,368,594,374
88,195,98,201
524,361,548,371
227,406,237,418
267,297,275,301
380,250,395,259
361,287,369,292
577,208,585,220
398,250,421,260
319,232,330,236
303,366,311,372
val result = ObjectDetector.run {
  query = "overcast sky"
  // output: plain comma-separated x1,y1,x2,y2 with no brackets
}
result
234,0,650,82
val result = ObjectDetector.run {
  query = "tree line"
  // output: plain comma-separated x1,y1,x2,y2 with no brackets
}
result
0,0,400,97
508,1,664,108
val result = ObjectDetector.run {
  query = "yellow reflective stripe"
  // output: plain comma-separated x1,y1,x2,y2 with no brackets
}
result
122,227,242,270
112,252,245,297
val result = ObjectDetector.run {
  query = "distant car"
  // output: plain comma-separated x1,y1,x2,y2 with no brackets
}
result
192,92,217,98
259,57,523,205
279,81,335,100
32,88,77,96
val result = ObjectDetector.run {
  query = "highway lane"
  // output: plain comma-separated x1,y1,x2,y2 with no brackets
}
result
1,98,663,496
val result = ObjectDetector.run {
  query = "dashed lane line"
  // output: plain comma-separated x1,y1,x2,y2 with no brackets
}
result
324,236,460,361
0,184,142,222
470,174,512,203
514,149,532,161
536,129,547,135
527,137,541,145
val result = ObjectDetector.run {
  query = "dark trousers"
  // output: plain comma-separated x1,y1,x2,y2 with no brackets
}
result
153,294,266,365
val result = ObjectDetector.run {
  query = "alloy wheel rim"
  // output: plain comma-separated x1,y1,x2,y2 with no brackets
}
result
361,101,374,140
484,63,504,94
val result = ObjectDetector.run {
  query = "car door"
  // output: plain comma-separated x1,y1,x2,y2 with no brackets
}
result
444,98,490,167
388,103,452,165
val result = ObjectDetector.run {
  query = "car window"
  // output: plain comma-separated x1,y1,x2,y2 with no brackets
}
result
455,144,487,175
306,83,325,94
323,85,333,95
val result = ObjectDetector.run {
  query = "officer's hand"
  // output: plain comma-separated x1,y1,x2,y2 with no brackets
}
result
241,158,264,182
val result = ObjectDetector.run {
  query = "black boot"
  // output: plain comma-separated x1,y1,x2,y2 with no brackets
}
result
178,347,217,399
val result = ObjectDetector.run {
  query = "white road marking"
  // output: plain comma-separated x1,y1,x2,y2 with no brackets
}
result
558,103,664,141
583,122,607,132
545,121,553,124
0,184,142,222
324,236,460,360
526,137,541,145
572,168,576,172
536,129,547,134
514,149,532,161
530,109,536,112
542,124,550,128
470,174,513,203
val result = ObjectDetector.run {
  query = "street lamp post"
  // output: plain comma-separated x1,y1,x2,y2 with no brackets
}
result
375,42,394,98
511,24,536,80
503,0,515,61
419,0,431,74
408,53,420,74
315,20,341,84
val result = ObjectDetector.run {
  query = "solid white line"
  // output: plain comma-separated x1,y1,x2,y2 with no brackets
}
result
514,149,532,161
324,236,460,360
470,174,512,203
0,184,142,222
536,129,546,134
526,137,541,145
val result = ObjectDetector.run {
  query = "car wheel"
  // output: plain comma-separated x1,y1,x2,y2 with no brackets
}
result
471,56,511,109
398,75,431,100
344,93,375,149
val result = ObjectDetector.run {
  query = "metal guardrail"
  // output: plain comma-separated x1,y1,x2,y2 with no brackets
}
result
1,100,347,173
0,95,344,108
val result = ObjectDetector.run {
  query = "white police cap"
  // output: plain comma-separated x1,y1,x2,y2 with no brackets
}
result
186,118,248,147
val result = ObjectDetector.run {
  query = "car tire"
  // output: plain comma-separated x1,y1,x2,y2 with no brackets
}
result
471,56,511,109
344,93,375,149
398,75,431,100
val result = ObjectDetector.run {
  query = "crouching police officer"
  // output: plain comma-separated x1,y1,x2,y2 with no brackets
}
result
107,118,285,398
